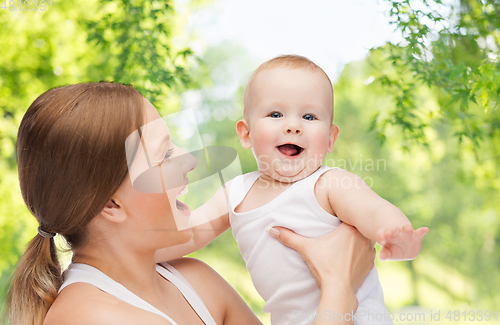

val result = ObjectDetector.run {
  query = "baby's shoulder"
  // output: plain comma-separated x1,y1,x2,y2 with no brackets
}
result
226,171,258,192
314,168,371,216
315,167,361,192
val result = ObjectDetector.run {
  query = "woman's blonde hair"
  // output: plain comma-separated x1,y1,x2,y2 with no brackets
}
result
8,82,144,325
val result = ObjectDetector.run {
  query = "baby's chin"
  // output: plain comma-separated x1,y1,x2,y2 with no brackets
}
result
255,155,324,183
262,167,318,184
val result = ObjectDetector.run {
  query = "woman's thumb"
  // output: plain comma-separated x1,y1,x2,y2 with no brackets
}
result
267,226,306,254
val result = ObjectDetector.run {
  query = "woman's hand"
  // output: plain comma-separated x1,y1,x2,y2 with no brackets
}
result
268,223,375,296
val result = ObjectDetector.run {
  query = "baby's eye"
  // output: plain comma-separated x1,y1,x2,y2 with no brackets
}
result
269,112,283,118
302,114,316,121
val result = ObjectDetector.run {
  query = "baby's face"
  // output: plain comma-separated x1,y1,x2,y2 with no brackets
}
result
240,67,338,183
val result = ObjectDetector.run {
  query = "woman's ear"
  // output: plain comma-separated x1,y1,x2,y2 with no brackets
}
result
328,124,340,153
100,198,127,223
236,119,252,149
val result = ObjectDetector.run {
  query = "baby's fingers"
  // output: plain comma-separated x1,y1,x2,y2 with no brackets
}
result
403,223,414,234
379,228,400,246
415,227,429,238
378,229,391,246
379,247,392,261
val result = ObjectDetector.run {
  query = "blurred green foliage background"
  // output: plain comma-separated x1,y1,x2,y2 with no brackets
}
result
0,0,499,324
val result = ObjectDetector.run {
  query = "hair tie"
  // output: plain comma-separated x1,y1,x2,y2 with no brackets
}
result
38,226,56,239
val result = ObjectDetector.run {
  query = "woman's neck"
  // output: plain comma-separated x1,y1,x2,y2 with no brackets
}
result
72,240,164,298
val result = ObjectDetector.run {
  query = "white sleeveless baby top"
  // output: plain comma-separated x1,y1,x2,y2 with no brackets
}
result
229,165,392,325
58,262,217,325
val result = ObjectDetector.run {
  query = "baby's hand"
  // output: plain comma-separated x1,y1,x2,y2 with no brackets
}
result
377,224,429,261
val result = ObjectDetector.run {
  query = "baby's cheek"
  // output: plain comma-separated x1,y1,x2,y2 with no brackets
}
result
252,138,273,156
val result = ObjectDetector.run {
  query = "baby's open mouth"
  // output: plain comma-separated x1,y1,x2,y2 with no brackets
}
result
277,144,304,157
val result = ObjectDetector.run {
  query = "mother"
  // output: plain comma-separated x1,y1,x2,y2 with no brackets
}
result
9,82,375,325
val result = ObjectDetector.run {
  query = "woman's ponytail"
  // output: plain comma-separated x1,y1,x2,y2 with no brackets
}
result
9,82,144,324
8,235,61,325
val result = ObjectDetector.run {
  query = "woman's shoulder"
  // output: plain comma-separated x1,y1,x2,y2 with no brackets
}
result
44,258,220,325
166,257,261,324
166,257,235,294
165,257,230,302
44,282,168,325
164,257,236,322
165,257,216,277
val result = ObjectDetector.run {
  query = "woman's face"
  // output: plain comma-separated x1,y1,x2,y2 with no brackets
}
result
116,98,197,249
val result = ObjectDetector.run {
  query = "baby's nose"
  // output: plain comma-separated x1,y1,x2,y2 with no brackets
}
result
285,126,302,135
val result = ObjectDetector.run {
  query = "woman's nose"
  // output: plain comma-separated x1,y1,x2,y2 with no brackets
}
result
185,151,197,173
176,147,197,174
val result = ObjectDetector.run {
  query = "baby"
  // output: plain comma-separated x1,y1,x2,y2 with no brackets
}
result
156,55,428,325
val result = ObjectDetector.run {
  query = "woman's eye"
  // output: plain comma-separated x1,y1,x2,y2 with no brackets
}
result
161,148,174,164
302,114,316,121
269,112,283,118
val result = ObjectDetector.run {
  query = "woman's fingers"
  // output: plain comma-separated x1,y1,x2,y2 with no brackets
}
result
267,223,376,293
267,226,307,255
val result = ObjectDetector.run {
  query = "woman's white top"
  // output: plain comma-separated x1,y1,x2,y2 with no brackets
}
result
58,262,217,325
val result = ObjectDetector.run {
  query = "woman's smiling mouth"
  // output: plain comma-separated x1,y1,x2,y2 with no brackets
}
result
176,185,191,215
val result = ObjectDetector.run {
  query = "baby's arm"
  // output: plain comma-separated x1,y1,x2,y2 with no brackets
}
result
324,169,428,261
155,181,231,263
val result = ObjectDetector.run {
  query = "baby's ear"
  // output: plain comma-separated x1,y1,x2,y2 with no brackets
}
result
328,124,340,153
236,119,252,149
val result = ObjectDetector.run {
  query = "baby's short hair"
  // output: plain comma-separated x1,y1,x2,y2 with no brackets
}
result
243,54,333,119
